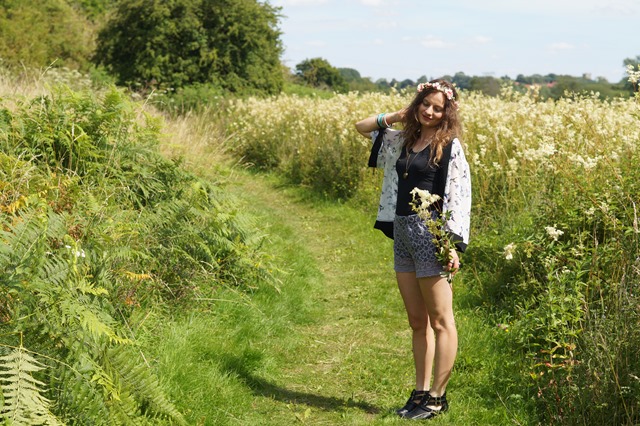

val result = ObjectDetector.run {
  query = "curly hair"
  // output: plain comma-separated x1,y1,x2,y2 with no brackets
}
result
402,79,462,165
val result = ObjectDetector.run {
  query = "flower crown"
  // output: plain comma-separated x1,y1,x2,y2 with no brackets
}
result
417,82,459,109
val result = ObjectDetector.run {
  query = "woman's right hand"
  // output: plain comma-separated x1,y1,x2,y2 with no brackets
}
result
390,109,407,124
354,109,407,137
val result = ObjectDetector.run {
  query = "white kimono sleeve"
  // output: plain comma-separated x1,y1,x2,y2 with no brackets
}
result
370,129,403,224
442,138,471,251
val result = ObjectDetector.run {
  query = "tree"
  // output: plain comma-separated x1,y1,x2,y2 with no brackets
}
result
469,76,501,96
623,55,640,69
70,0,113,20
398,78,415,89
338,67,362,82
515,74,529,84
338,68,380,92
295,58,347,92
0,0,95,70
451,72,471,90
94,0,284,94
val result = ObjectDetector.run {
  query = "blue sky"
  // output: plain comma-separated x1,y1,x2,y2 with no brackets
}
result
270,0,640,83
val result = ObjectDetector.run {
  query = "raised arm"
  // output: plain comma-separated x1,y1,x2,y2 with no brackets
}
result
355,110,406,138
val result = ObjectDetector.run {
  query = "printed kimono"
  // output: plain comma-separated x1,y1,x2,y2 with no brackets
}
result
369,129,472,252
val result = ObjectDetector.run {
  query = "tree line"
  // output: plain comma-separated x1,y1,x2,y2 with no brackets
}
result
298,58,637,100
0,0,637,102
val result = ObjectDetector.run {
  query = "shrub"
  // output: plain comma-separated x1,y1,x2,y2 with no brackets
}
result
0,85,275,422
0,0,95,70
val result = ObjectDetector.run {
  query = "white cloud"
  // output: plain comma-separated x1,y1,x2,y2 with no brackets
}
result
473,36,492,44
548,42,575,53
420,36,454,49
591,1,640,16
376,20,398,29
306,41,327,47
455,0,640,16
359,0,384,5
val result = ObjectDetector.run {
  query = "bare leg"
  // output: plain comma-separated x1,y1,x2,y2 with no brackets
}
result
418,275,457,399
397,271,435,391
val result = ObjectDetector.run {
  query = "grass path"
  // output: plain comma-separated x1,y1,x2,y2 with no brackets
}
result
146,170,533,425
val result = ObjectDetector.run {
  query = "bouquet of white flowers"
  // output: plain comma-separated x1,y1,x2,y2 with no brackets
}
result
409,188,457,283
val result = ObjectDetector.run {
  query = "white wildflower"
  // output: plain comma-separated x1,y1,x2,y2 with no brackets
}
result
539,142,557,157
65,244,86,258
410,188,440,207
627,64,640,84
409,188,441,222
569,154,600,170
503,243,516,260
471,152,481,166
545,225,564,241
523,142,556,162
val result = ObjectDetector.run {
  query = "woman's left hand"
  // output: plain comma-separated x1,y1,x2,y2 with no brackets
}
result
446,249,460,275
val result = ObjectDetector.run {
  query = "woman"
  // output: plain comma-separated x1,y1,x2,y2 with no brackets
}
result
355,79,471,420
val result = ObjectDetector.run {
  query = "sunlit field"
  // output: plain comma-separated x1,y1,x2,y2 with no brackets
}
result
1,62,639,423
224,84,640,424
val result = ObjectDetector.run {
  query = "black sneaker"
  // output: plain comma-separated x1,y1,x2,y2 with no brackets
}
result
401,392,448,420
395,389,428,417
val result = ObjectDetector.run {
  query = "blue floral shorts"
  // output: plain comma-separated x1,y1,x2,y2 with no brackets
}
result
393,214,443,278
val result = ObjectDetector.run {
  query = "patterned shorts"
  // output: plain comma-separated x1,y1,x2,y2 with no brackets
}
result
393,214,443,278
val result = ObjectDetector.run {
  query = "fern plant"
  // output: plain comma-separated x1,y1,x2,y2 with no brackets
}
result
0,345,63,426
1,83,277,423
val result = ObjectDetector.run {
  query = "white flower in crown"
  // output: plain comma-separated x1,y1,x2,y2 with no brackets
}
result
417,82,459,109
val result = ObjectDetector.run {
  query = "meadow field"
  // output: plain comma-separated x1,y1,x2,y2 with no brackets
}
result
224,83,640,424
1,66,639,424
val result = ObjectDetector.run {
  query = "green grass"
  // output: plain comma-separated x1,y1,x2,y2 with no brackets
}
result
140,171,537,425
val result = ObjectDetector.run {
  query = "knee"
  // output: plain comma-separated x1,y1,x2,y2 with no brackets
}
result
428,314,456,334
407,313,429,333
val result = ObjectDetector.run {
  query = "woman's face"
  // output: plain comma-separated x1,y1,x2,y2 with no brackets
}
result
417,91,446,129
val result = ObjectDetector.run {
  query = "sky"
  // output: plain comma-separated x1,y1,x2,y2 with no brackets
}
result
269,0,640,83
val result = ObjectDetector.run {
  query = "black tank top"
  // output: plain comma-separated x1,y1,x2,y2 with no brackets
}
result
395,147,438,216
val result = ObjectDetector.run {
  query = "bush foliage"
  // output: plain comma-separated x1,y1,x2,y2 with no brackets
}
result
0,0,96,70
94,0,284,94
0,86,275,423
